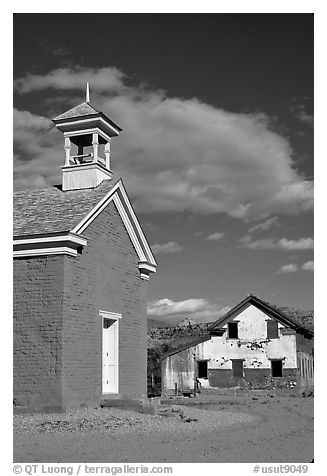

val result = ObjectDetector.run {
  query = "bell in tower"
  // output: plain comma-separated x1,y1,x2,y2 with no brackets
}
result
52,83,122,191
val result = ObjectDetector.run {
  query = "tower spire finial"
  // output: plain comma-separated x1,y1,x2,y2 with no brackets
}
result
86,82,90,103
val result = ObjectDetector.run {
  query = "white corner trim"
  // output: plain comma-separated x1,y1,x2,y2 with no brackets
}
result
13,233,87,247
99,310,122,320
138,262,156,273
13,247,77,258
13,233,87,259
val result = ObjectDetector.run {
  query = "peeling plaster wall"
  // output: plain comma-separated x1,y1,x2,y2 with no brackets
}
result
207,306,297,370
162,347,196,391
162,305,307,392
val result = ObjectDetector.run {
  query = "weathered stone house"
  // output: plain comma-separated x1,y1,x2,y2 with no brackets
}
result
13,95,157,413
161,295,313,394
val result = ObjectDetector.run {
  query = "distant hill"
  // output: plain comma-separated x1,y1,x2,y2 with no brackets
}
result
148,320,211,352
177,317,197,327
147,318,174,329
277,307,314,332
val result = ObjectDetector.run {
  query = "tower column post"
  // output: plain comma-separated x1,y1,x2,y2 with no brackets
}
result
92,133,99,162
64,137,71,166
105,140,111,170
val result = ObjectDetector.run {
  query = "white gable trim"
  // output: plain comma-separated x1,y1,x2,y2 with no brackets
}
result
14,233,87,247
71,180,157,277
14,247,78,258
13,233,88,259
72,181,122,234
112,193,147,261
118,185,156,264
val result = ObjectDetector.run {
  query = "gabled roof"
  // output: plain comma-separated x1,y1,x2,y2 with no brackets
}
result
208,295,313,337
14,179,120,236
53,102,100,120
13,179,157,273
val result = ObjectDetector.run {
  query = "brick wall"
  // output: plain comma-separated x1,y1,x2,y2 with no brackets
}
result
62,200,148,409
14,199,149,412
13,256,64,412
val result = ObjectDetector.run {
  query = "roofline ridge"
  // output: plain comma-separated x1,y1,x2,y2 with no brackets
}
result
208,294,313,336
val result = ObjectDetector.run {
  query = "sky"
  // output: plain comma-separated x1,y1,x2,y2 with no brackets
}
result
13,13,314,323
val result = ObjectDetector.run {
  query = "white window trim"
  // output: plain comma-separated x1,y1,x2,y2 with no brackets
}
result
100,310,122,394
99,310,122,320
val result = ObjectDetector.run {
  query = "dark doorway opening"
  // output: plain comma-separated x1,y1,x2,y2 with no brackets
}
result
232,359,244,378
197,360,208,378
271,359,283,377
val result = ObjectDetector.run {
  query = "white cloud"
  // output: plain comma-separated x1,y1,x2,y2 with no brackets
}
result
301,261,314,271
290,98,314,127
147,298,229,323
147,298,208,316
248,216,279,233
206,232,225,241
297,111,314,126
151,241,183,255
14,66,313,219
239,235,314,251
278,238,314,250
14,66,126,95
277,260,314,274
277,264,298,274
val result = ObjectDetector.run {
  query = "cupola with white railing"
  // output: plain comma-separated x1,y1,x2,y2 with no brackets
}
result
52,83,122,191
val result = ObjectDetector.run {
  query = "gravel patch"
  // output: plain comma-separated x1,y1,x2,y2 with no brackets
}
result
14,405,256,435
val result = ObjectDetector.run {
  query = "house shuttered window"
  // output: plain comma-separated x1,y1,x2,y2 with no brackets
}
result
228,322,238,339
267,320,279,339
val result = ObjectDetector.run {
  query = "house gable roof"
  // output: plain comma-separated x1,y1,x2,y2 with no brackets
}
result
13,179,157,277
208,295,313,337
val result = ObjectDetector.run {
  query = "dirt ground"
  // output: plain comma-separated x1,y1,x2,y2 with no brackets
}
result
13,394,313,463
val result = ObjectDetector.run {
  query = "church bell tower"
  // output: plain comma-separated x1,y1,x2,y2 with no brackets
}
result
52,83,122,191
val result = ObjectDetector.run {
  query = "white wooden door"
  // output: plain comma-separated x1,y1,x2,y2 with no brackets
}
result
102,317,119,393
